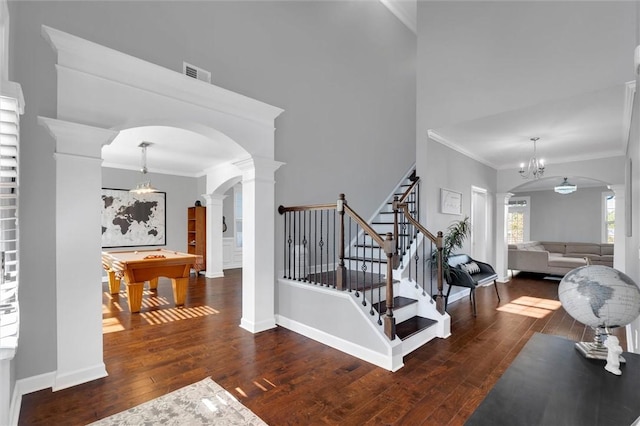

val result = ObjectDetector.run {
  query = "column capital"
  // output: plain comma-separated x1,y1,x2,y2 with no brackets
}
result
202,193,226,205
608,184,625,195
38,116,118,158
234,156,285,182
496,192,514,201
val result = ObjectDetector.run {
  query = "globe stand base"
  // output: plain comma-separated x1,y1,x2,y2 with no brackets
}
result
575,342,626,363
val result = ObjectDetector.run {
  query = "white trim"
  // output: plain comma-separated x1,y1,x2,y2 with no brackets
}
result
276,314,404,372
9,371,56,426
41,25,283,127
428,130,499,169
53,363,108,392
239,317,277,334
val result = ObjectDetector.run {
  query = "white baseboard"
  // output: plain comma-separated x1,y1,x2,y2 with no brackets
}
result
10,371,56,425
53,363,108,391
275,314,401,371
239,317,277,334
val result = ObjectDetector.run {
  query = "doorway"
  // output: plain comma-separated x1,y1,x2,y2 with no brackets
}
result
471,186,488,262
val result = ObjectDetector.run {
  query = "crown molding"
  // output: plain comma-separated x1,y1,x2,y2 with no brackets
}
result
427,130,498,169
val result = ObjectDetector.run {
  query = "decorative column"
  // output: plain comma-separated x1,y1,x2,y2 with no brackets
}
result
609,184,626,271
202,193,225,278
235,156,284,333
38,117,117,390
495,192,513,282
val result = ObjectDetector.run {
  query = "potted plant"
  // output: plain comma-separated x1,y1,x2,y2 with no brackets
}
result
432,216,471,282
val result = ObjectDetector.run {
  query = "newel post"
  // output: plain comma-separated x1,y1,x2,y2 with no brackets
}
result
336,194,347,291
383,232,396,340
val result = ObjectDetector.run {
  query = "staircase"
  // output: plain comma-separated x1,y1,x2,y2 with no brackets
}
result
276,166,450,371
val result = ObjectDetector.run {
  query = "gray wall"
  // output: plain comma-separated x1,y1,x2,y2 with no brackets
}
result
513,186,612,243
9,1,416,382
422,140,497,259
102,168,202,253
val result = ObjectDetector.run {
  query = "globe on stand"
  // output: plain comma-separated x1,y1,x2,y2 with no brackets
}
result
558,265,640,361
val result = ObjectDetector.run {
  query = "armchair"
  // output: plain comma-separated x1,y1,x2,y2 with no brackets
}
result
446,254,500,316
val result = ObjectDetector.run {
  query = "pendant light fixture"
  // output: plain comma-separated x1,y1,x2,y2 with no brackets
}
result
130,142,159,194
554,177,577,195
519,137,545,179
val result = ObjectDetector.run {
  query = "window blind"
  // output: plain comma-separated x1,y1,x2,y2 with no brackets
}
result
0,95,19,360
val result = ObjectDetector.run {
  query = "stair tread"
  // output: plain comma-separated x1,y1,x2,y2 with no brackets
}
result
396,316,439,340
374,296,417,314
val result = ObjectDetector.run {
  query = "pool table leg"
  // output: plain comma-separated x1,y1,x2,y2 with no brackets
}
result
171,277,188,306
107,270,120,294
126,282,144,313
148,277,159,290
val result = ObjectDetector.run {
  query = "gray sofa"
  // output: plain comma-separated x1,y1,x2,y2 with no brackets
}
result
508,241,614,276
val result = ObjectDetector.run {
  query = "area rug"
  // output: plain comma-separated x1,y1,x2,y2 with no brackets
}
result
89,378,267,425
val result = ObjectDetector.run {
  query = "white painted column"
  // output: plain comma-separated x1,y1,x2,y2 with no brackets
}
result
495,192,513,282
609,185,626,272
203,193,225,278
235,157,283,333
38,117,117,390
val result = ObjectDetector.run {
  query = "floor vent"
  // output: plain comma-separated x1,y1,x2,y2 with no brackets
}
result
183,62,211,84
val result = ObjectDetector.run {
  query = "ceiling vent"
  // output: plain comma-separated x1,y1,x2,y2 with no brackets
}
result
183,62,211,84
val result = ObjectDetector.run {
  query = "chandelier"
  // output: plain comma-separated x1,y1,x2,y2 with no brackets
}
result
519,137,545,179
554,177,577,195
130,142,159,194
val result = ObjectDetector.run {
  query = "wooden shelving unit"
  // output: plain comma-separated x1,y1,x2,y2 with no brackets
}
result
187,206,206,269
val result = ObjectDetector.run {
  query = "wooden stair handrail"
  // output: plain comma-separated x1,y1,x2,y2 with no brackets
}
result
398,177,419,204
278,203,337,214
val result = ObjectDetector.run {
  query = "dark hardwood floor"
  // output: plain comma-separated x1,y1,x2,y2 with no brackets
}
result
19,270,626,425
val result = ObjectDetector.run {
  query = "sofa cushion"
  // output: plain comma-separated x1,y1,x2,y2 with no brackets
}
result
566,244,601,255
542,243,566,254
601,245,614,255
548,256,587,268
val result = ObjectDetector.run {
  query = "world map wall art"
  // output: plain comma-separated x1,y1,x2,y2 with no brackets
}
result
101,188,166,248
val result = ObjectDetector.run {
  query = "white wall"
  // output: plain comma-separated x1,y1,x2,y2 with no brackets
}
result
512,186,612,243
9,0,416,384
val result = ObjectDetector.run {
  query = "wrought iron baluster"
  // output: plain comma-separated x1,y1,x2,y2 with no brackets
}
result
293,210,298,280
287,212,292,279
283,212,287,278
303,211,308,282
313,210,318,284
319,209,324,286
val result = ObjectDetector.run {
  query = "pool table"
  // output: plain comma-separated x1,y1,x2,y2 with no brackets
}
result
102,249,203,313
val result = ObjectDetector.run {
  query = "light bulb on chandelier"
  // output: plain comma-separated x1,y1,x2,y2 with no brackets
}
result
519,137,545,180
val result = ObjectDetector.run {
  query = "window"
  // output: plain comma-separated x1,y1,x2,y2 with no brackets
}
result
0,92,22,361
604,193,615,243
507,197,530,244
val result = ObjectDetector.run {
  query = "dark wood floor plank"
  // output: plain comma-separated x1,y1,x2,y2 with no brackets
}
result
18,270,627,425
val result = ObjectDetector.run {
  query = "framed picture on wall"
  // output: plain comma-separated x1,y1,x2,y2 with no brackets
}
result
441,188,462,215
101,188,166,247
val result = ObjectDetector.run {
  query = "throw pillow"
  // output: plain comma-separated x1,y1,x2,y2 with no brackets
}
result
462,261,481,274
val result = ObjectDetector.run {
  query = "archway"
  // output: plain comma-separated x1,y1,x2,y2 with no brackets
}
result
38,25,283,389
495,174,625,282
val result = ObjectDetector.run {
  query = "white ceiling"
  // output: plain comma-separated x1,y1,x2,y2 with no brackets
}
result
102,126,247,177
387,0,637,191
103,1,638,185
